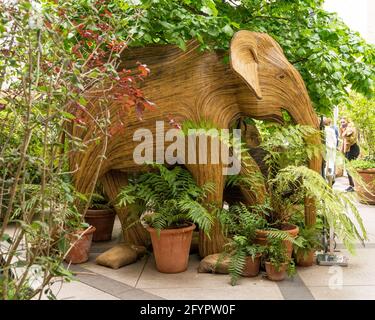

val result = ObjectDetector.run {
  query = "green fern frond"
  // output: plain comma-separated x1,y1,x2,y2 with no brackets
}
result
228,248,246,286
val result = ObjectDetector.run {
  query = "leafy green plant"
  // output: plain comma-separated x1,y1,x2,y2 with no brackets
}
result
117,164,214,234
293,226,322,259
341,93,375,157
264,238,296,277
229,123,322,227
351,158,375,170
228,122,367,254
0,0,148,300
226,235,264,286
88,193,112,210
216,203,266,285
274,165,367,254
218,202,267,239
113,0,374,114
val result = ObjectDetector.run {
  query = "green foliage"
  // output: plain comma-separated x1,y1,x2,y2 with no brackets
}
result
255,123,322,225
217,202,266,285
264,238,295,276
218,202,267,239
117,164,214,234
260,123,322,169
87,192,111,210
293,226,322,257
112,0,374,114
226,235,264,286
340,92,375,157
351,159,375,170
0,0,147,300
274,165,367,254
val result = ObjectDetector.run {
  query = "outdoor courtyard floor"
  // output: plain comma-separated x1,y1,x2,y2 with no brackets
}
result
51,177,375,300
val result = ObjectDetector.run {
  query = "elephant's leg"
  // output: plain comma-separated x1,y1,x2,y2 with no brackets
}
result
186,162,227,258
101,170,150,246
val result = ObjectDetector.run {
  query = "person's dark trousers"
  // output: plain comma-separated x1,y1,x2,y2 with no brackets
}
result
345,143,360,187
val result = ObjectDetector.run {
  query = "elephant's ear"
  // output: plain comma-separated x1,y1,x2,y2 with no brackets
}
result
230,30,263,100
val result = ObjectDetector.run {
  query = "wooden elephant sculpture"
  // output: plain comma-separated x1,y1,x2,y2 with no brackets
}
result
69,30,321,257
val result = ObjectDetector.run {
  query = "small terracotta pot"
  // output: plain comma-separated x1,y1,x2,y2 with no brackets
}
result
296,250,315,267
265,261,287,281
355,169,375,205
84,208,116,241
64,226,96,264
242,254,262,277
255,224,299,259
147,223,196,273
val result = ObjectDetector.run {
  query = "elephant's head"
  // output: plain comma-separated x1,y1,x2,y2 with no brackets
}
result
230,30,318,129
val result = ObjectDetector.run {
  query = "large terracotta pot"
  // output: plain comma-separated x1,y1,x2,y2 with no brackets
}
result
84,208,116,241
147,223,196,273
265,261,287,281
242,254,261,277
355,169,375,205
65,226,96,264
255,224,299,259
296,250,315,267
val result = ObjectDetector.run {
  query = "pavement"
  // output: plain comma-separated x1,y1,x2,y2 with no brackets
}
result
49,177,375,300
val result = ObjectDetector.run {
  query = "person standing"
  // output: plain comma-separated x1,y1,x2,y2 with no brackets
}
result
340,117,360,192
323,117,337,183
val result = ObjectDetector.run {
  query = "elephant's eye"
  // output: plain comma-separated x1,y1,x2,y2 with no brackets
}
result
278,74,285,80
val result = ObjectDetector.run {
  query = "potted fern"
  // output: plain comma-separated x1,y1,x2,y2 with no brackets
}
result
117,164,214,273
264,237,296,281
234,123,367,257
218,203,267,285
293,225,322,267
84,192,116,242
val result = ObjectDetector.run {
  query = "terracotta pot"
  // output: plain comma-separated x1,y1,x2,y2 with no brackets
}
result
242,254,261,277
147,223,196,273
296,250,315,267
355,169,375,205
265,261,287,281
84,208,116,241
65,226,96,264
255,224,299,259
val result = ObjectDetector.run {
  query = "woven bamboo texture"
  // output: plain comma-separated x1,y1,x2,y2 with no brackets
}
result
69,31,321,257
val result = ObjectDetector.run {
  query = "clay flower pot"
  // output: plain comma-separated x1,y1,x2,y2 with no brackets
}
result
355,169,375,205
147,223,196,273
84,208,116,241
255,224,299,259
64,226,96,264
296,250,315,267
242,254,262,277
265,261,287,281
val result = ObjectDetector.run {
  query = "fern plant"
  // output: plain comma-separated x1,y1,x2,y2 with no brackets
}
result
293,226,322,259
273,165,367,254
230,122,367,254
88,193,111,210
217,203,268,286
117,164,215,235
264,238,296,276
226,235,264,286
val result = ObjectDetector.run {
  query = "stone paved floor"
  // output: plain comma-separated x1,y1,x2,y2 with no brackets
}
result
50,177,375,300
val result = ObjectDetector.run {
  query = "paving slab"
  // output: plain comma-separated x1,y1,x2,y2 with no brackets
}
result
44,279,119,300
136,254,277,289
141,286,283,300
309,285,375,300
